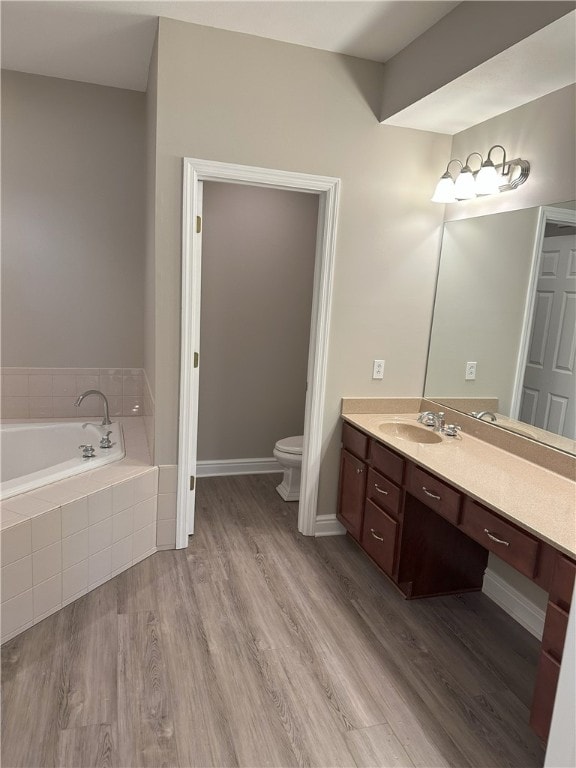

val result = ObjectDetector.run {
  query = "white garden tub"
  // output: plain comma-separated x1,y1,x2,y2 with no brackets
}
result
0,421,125,500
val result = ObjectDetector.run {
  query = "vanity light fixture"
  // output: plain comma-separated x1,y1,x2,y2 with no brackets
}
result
432,144,530,203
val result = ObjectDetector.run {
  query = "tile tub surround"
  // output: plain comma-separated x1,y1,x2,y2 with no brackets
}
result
143,368,155,460
0,367,145,420
0,417,161,644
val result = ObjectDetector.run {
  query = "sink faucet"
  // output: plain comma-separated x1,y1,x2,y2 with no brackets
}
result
417,411,445,432
74,390,112,426
470,411,497,422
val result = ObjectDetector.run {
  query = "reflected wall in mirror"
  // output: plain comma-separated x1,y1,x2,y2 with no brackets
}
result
425,201,576,456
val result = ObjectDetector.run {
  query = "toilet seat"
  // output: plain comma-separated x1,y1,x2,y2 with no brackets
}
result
274,435,303,456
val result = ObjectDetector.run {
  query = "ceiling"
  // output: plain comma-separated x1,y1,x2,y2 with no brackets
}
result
1,0,459,92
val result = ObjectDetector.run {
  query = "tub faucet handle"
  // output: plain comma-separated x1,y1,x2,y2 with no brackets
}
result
79,444,96,458
100,432,113,449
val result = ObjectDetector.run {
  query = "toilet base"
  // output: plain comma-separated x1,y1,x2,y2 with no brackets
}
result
275,466,301,502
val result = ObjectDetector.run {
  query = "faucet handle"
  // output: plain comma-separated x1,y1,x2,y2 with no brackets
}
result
99,432,113,449
418,411,436,427
79,444,96,458
441,424,462,437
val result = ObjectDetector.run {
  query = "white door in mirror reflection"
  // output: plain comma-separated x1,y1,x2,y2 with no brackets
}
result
520,234,576,439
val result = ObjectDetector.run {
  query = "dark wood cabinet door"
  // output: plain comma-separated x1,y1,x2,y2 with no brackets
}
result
337,449,367,540
530,651,561,742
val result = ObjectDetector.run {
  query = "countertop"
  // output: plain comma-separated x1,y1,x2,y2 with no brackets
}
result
342,412,576,559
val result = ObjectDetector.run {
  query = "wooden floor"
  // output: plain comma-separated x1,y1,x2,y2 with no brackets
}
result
2,474,545,768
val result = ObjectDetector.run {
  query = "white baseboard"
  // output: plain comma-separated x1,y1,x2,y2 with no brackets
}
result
315,514,346,537
197,457,282,477
482,567,546,639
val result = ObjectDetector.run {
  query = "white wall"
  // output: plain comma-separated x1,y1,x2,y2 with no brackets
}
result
150,19,451,523
198,182,317,460
1,70,146,368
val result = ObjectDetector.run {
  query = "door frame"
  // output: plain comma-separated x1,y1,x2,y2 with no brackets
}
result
510,205,576,419
176,158,340,549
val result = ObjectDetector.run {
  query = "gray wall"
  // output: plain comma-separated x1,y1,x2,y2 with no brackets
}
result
446,85,576,221
145,33,158,401
198,182,317,460
150,18,451,522
380,1,574,122
436,86,576,616
1,70,146,368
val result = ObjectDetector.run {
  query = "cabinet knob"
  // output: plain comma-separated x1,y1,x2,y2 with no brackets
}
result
356,467,364,474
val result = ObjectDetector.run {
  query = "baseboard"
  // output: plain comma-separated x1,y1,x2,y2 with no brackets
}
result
314,514,346,537
482,567,546,639
196,457,282,477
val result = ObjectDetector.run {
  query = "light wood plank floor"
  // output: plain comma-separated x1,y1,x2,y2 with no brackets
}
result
2,474,545,768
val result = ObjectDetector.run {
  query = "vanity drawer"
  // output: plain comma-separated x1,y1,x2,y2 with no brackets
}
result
342,422,369,460
406,464,461,525
549,554,576,612
369,440,404,485
460,499,540,579
366,468,401,517
361,499,398,578
541,602,569,663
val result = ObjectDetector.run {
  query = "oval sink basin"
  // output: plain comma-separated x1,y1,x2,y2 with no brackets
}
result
378,422,443,444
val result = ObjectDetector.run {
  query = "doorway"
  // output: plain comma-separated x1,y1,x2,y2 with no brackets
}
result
176,159,340,549
197,182,317,478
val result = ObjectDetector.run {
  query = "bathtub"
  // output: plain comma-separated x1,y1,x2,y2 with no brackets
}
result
0,421,125,500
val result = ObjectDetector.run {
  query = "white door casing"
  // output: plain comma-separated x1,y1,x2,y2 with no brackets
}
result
177,158,340,549
520,234,576,437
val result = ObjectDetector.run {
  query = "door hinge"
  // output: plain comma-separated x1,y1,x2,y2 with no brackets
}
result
190,475,195,491
196,215,202,234
194,352,199,368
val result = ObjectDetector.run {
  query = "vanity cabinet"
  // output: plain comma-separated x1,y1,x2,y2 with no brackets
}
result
337,422,488,599
337,420,576,743
530,553,576,740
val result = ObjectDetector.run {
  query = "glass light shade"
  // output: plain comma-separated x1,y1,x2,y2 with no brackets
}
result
475,162,500,195
454,168,476,200
431,173,456,203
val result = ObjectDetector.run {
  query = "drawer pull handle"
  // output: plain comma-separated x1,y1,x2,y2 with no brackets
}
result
370,528,384,542
374,484,389,496
484,529,510,547
422,486,441,500
356,467,364,474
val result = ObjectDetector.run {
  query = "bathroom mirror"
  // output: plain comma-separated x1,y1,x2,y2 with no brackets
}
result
425,200,576,456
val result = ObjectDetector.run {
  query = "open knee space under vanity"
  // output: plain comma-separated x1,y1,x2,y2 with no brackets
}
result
337,412,576,744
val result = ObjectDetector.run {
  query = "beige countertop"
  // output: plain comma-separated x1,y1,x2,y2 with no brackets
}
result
342,412,576,560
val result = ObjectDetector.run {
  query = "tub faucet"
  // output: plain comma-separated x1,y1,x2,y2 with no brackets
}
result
74,390,112,426
470,411,497,422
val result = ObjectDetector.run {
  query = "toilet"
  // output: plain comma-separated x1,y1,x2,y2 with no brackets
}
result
273,435,303,501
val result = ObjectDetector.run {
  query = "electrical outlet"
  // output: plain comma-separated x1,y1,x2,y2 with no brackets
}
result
465,361,477,381
373,359,385,379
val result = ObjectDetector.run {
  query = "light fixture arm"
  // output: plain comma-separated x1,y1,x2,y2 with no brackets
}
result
444,158,463,176
464,152,483,170
486,144,507,172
